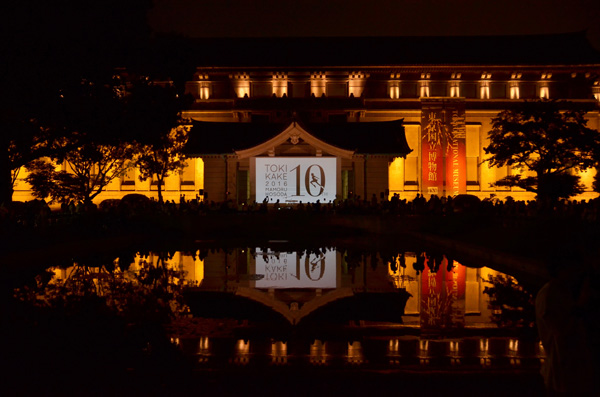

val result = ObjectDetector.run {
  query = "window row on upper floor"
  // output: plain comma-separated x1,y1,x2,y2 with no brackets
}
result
186,78,600,101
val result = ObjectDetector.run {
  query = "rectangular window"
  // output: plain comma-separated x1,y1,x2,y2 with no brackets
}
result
520,83,536,99
466,125,480,186
466,157,479,185
237,170,249,204
430,82,446,97
251,82,273,97
180,161,195,191
326,82,347,97
404,157,418,188
401,82,418,98
342,170,355,199
121,167,136,191
461,83,477,98
291,82,309,98
495,166,510,190
491,83,507,99
210,82,229,99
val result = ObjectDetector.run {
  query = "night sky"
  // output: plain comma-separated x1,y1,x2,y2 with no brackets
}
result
147,0,600,50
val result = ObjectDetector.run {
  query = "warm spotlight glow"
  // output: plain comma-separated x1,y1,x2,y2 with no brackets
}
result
449,340,459,353
450,82,460,97
479,338,488,353
199,336,209,351
195,157,204,194
347,341,363,364
389,83,400,99
349,71,366,97
232,73,250,98
510,83,520,99
310,340,327,364
388,157,404,197
311,72,326,97
480,82,490,99
271,340,287,364
237,339,250,353
272,73,288,97
234,339,250,364
193,252,205,286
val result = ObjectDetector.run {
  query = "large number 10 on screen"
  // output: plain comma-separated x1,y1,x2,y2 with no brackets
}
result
290,164,325,197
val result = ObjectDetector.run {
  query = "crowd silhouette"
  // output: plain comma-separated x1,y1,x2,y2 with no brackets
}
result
2,192,600,231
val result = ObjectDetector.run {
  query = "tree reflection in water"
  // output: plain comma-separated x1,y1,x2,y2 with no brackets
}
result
483,274,536,330
9,251,190,389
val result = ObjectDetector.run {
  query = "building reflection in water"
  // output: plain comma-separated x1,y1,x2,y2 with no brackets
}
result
198,336,210,363
310,340,327,365
347,341,363,365
235,339,250,365
49,247,510,329
45,246,543,369
271,341,287,365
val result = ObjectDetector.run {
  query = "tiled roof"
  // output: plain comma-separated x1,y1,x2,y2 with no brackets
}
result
185,119,412,156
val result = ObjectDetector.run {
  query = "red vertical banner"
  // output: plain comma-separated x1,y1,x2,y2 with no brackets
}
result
420,259,445,331
445,100,467,196
420,256,467,332
445,261,466,328
421,105,445,197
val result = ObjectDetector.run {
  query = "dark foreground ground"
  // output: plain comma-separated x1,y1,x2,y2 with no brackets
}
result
5,366,545,396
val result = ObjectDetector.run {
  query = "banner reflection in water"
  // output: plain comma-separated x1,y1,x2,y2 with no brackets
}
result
255,248,337,289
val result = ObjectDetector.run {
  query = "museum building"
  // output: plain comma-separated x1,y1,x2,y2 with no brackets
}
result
13,33,600,204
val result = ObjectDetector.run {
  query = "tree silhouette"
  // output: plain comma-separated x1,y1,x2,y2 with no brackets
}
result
128,82,192,203
25,79,134,204
484,100,600,202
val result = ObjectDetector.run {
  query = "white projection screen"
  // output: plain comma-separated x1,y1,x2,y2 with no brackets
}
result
255,157,337,204
255,248,337,289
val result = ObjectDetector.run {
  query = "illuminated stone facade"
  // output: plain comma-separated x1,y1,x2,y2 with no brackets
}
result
179,34,600,203
11,34,600,204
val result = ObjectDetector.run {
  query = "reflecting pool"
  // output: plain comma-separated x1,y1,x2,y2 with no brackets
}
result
45,246,542,371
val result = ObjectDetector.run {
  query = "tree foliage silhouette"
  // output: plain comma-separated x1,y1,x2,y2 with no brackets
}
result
25,79,134,204
129,82,193,203
484,100,599,202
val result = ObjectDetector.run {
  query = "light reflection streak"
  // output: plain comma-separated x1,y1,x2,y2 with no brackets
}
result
347,341,363,364
234,339,250,365
271,341,287,364
310,340,326,365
